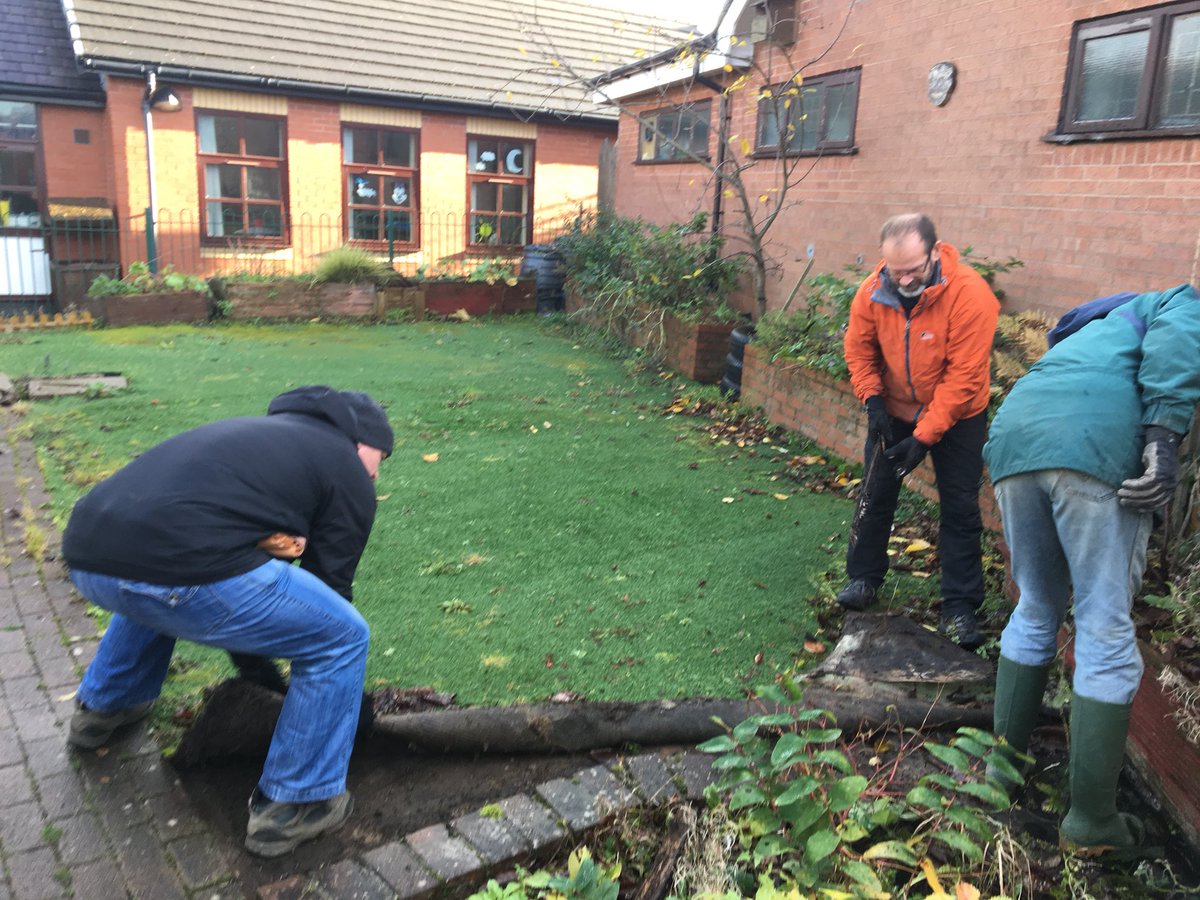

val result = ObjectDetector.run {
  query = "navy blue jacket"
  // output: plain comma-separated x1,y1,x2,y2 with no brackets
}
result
63,386,376,600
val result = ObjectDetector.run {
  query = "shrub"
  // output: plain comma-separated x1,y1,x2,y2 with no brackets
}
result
87,261,209,297
312,245,393,284
556,211,743,322
753,268,861,380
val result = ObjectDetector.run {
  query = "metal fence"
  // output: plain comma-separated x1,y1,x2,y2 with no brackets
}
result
2,208,582,314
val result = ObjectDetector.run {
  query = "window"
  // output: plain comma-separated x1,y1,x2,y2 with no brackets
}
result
197,112,286,241
343,126,418,246
1059,2,1200,137
467,137,532,246
756,69,860,155
637,102,710,162
0,101,40,229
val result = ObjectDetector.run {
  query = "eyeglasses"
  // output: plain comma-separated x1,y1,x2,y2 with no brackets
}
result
889,253,931,282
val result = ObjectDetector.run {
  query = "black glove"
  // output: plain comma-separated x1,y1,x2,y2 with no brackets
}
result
1118,426,1182,512
229,652,289,694
865,396,893,447
884,435,929,478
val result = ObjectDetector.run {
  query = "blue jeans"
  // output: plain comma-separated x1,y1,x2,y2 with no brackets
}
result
994,469,1150,704
70,561,369,803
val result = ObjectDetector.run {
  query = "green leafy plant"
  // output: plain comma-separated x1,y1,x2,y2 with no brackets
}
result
753,267,862,380
311,245,393,285
87,261,210,297
556,211,743,330
697,680,1024,898
468,847,621,900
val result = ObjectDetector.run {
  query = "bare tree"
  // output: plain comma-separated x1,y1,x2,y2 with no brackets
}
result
498,0,861,318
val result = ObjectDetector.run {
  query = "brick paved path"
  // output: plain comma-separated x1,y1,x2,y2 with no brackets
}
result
0,413,717,898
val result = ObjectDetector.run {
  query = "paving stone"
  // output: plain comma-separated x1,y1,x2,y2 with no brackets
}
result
95,795,155,832
255,875,310,900
669,751,718,801
1,676,49,712
495,793,565,850
34,770,89,821
66,859,130,900
145,789,211,841
34,655,80,692
193,881,244,900
573,765,637,816
405,823,483,883
0,728,24,768
53,813,108,865
451,809,530,869
620,753,680,805
21,738,75,782
0,648,37,680
314,859,396,900
0,763,37,808
0,801,49,853
111,823,189,899
360,840,440,898
0,629,26,653
536,776,609,834
14,707,62,746
6,846,65,900
165,832,234,890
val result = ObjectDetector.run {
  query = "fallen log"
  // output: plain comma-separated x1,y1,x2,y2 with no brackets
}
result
171,677,992,767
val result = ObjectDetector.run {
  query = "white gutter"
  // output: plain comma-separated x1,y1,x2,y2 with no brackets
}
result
589,0,753,103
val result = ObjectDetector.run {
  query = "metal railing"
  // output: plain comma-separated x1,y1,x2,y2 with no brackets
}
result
2,205,587,313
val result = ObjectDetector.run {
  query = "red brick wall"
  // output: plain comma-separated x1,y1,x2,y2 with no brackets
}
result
40,106,111,201
741,344,1002,532
613,0,1200,318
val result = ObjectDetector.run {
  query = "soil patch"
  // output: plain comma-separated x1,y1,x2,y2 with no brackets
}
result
174,733,600,893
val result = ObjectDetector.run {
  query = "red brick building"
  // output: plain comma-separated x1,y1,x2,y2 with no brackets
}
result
597,0,1200,317
1,0,689,310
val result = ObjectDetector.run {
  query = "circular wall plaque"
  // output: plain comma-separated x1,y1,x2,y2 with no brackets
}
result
928,61,956,107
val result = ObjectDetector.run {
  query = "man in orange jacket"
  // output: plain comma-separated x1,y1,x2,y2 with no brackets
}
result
838,213,999,649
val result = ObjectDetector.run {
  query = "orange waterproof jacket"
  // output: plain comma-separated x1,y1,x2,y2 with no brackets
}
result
843,242,998,446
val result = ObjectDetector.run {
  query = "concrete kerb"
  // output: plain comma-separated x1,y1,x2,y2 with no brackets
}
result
0,412,722,899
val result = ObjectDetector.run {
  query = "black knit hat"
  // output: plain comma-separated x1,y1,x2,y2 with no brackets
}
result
341,391,394,457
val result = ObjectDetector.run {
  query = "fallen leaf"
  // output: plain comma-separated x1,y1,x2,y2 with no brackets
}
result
463,553,489,566
376,493,391,501
482,654,510,669
904,539,933,553
803,640,826,654
773,493,790,501
57,690,77,702
754,652,764,664
913,571,932,578
422,453,439,463
955,883,981,900
722,496,736,503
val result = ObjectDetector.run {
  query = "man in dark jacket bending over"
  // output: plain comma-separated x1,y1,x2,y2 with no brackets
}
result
62,386,392,858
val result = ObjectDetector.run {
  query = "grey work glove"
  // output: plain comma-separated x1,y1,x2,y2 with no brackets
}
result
884,435,929,478
1118,426,1182,512
865,396,893,447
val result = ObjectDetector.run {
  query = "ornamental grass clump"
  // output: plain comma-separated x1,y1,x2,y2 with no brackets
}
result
311,245,393,284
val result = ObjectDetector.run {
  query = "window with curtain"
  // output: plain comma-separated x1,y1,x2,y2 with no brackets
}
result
197,112,287,241
0,101,40,229
636,102,711,162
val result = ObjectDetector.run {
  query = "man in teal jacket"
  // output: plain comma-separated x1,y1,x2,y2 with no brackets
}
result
984,283,1200,855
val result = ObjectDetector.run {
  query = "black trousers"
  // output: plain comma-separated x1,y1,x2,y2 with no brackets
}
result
846,410,987,613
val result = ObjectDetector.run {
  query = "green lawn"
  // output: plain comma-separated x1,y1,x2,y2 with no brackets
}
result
5,318,856,706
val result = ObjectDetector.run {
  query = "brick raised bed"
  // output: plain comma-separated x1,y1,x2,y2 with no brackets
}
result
565,288,735,384
223,281,378,320
87,290,211,326
740,343,1001,532
422,277,536,317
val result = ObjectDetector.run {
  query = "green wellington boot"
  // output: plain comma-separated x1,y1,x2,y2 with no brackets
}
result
1060,694,1143,857
988,657,1050,790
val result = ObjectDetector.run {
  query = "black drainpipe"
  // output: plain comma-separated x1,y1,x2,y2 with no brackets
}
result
692,71,730,246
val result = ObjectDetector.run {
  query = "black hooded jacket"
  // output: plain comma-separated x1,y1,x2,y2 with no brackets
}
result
63,386,377,600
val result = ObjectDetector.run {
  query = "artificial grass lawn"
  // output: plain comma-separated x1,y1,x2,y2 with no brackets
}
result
5,318,854,706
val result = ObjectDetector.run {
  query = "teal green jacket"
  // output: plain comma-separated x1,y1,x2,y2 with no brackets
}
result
984,284,1200,488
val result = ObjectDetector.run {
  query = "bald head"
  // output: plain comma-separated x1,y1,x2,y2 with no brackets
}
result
880,213,938,255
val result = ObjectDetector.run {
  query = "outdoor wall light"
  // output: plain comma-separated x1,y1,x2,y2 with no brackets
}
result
147,84,181,112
